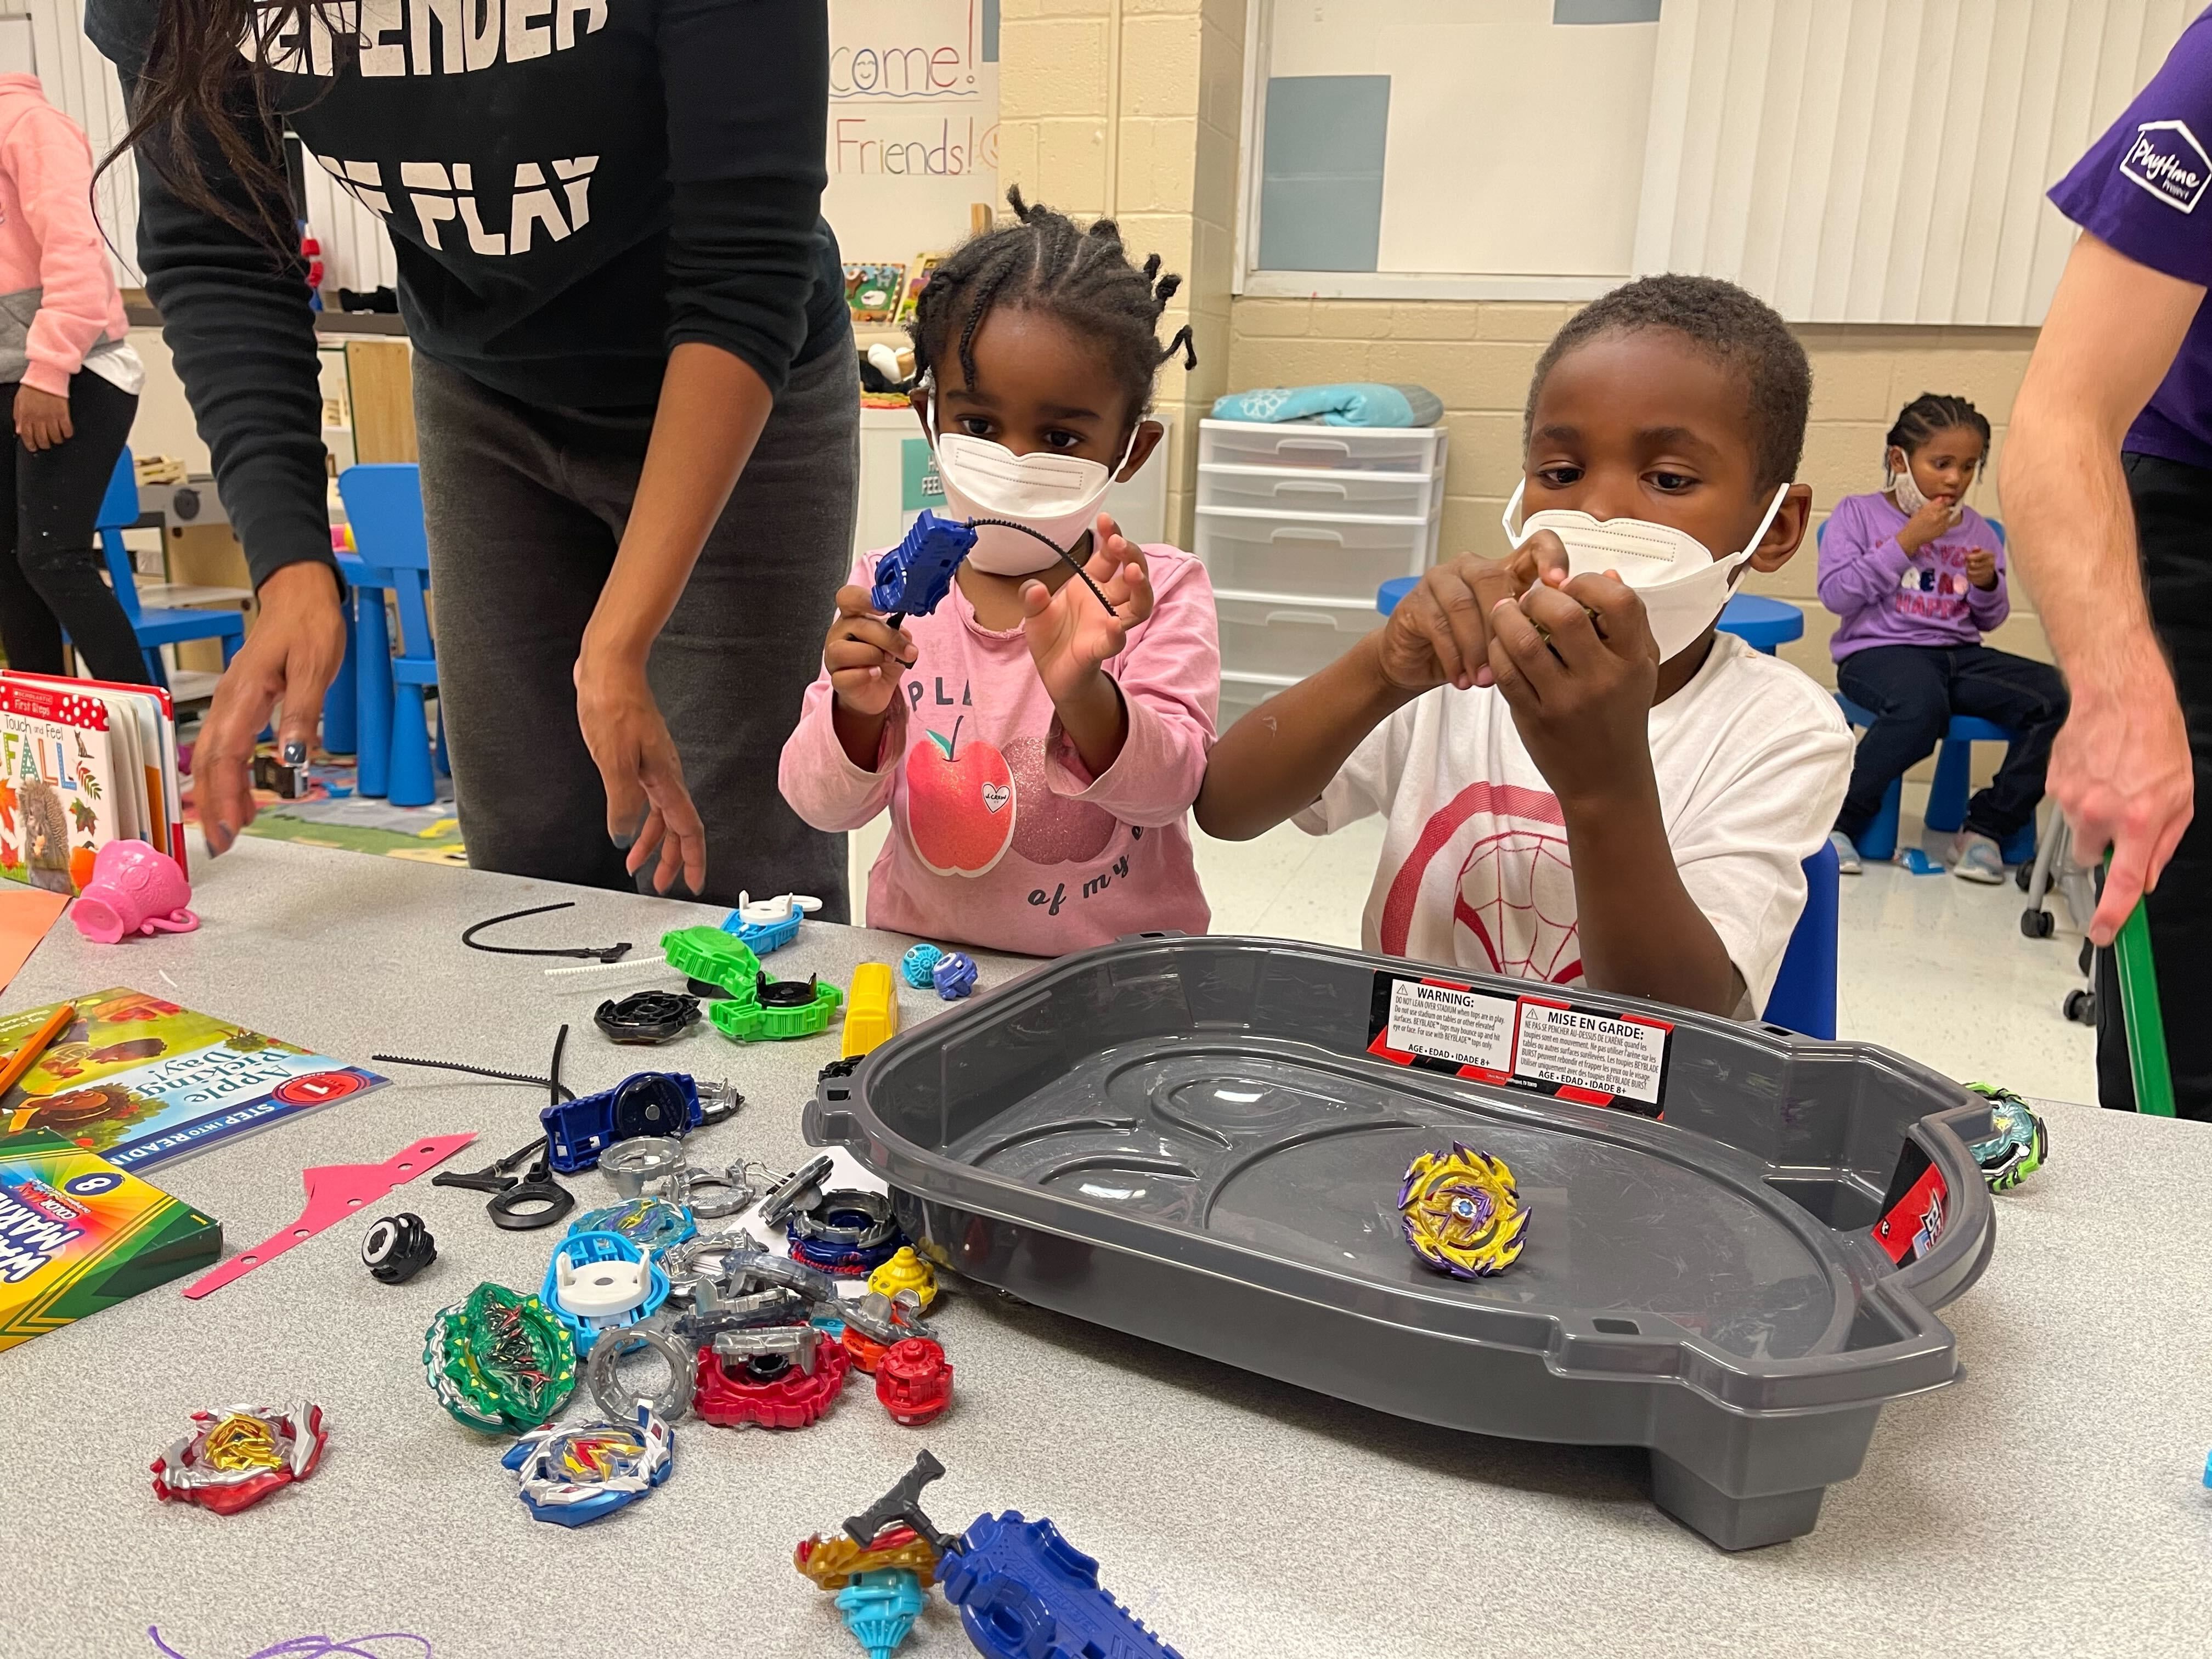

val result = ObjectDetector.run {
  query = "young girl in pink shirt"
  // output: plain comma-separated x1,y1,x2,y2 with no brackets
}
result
778,190,1218,955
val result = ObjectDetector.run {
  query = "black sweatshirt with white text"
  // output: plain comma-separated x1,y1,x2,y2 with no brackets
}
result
88,0,848,589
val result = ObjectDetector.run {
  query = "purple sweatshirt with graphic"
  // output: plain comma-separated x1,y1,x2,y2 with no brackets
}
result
1817,492,2008,663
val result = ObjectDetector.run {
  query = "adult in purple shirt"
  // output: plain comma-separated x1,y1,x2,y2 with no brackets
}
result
1822,394,2066,884
2016,7,2212,1117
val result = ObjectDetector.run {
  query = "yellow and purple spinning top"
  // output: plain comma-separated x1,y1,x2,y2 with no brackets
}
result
1398,1143,1531,1278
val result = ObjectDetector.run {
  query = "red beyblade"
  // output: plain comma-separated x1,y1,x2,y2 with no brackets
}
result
151,1400,328,1515
876,1338,952,1426
694,1329,849,1429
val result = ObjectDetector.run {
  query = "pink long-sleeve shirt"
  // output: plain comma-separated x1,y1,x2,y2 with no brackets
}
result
781,544,1218,956
0,75,133,397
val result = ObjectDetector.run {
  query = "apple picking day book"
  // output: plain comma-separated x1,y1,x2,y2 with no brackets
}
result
0,989,385,1172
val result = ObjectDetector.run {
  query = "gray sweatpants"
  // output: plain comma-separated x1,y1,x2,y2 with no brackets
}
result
411,345,859,917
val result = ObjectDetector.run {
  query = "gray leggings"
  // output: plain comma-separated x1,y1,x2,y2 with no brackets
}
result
411,345,859,917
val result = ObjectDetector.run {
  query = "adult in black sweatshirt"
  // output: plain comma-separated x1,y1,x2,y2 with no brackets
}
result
88,0,857,912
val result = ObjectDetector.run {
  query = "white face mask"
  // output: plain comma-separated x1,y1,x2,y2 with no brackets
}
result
1500,481,1791,663
928,392,1139,576
1887,449,1965,526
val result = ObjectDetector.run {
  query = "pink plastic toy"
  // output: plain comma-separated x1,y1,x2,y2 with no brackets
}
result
72,839,199,945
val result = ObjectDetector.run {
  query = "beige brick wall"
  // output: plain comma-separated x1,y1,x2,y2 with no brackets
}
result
1226,298,2046,690
998,0,1245,546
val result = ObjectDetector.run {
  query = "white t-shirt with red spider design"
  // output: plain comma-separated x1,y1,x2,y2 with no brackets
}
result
1295,631,1850,1014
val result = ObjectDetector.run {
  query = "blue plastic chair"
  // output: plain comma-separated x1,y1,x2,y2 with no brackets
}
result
1376,578,1808,657
336,464,444,808
1764,841,1838,1039
94,448,245,688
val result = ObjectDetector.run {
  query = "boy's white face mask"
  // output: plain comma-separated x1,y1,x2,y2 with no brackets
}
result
1499,481,1791,663
927,392,1138,576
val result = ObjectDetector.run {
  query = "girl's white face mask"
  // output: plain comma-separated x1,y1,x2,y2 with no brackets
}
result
1887,448,1965,526
1500,481,1791,663
927,393,1138,576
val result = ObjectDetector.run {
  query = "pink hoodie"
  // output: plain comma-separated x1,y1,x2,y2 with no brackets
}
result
0,74,131,397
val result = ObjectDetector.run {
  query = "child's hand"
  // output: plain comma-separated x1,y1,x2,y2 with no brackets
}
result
1965,548,2000,591
1898,496,1962,552
1377,532,1572,693
1020,513,1155,706
1485,568,1661,812
825,585,915,719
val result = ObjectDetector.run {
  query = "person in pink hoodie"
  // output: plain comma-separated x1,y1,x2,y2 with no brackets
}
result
779,190,1217,956
0,73,145,686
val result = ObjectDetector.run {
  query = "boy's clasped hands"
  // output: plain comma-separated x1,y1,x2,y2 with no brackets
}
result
1375,530,1662,808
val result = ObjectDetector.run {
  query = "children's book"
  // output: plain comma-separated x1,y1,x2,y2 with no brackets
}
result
0,1129,220,1351
1,670,183,874
0,679,119,894
0,989,385,1172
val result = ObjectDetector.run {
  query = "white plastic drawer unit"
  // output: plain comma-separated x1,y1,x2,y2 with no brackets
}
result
1199,418,1448,476
1195,506,1440,603
1197,462,1444,522
1216,595,1382,682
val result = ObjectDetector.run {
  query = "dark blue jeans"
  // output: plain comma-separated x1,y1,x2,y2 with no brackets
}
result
1834,644,2069,842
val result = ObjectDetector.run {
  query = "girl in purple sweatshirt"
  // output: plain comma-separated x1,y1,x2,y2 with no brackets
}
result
1818,393,2067,882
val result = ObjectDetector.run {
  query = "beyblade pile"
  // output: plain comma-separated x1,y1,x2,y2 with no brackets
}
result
501,1404,674,1527
1966,1082,2049,1193
151,1400,328,1515
796,1452,1184,1659
420,1153,953,1527
1398,1143,1532,1278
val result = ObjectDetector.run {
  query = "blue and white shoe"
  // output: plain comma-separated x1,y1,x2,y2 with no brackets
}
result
1949,831,2006,884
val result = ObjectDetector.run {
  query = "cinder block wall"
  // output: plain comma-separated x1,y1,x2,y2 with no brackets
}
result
1226,302,2048,691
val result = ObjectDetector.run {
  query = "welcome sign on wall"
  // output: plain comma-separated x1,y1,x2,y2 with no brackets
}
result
824,0,1001,268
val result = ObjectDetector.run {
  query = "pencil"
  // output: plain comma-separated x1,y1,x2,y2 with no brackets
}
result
0,1000,75,1108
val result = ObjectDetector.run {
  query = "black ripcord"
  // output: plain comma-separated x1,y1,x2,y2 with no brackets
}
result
460,901,632,963
368,1052,578,1103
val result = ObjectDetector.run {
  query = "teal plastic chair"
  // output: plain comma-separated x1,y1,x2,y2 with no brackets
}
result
95,448,245,688
336,464,444,808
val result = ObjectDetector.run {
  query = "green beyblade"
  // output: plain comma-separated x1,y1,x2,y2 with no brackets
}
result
661,926,762,996
708,971,844,1043
1966,1082,2048,1193
424,1283,577,1432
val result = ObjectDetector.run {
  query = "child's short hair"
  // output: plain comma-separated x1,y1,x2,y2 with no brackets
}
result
1886,392,1991,461
909,186,1198,421
1523,274,1812,488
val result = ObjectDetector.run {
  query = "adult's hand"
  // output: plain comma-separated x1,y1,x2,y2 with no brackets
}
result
2055,670,2194,944
573,648,706,896
13,386,71,451
191,561,348,854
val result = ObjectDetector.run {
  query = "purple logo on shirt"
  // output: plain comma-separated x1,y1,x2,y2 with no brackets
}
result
2120,120,2212,213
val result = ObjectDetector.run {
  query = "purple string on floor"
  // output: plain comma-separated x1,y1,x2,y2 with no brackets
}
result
148,1633,435,1659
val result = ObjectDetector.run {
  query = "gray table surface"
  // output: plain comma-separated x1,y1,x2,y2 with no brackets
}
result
2,837,2208,1659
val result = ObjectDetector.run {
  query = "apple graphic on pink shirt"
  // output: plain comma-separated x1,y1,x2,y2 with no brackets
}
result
905,716,1017,876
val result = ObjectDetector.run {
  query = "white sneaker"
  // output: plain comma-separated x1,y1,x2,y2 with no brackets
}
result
1949,831,2005,884
1829,830,1863,874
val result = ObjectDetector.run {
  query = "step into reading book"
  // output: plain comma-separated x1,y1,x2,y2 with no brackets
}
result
0,989,383,1171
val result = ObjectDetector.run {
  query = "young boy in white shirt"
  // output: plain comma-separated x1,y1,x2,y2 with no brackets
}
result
1197,275,1850,1019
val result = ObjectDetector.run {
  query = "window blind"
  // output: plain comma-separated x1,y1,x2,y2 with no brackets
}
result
1632,0,2193,325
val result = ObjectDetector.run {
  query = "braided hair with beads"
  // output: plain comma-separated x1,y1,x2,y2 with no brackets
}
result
910,187,1198,423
